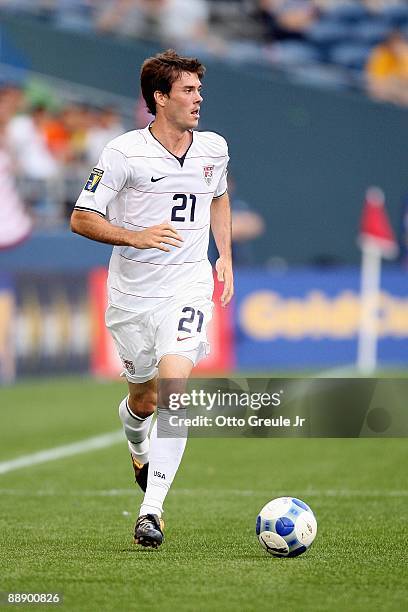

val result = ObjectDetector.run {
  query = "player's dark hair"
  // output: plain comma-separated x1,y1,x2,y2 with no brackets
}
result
140,49,205,116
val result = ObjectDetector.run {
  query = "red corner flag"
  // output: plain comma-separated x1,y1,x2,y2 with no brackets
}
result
358,187,398,258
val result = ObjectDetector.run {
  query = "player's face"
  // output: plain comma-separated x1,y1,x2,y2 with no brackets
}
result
165,72,203,131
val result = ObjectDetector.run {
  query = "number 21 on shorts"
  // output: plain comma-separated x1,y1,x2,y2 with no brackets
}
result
178,307,204,335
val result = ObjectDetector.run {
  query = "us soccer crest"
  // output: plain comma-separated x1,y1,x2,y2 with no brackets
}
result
203,165,214,186
123,359,135,376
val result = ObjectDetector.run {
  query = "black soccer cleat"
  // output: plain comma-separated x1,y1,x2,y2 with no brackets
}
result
130,455,149,492
134,514,164,548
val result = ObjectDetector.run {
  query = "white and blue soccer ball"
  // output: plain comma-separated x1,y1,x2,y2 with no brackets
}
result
256,497,317,558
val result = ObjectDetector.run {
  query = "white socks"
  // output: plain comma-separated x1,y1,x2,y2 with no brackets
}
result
118,397,153,466
119,398,187,518
140,408,187,518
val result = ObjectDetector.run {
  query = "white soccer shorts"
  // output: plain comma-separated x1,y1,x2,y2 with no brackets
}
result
105,290,214,383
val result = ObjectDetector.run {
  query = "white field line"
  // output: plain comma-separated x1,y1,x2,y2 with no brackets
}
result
0,488,407,498
0,430,123,475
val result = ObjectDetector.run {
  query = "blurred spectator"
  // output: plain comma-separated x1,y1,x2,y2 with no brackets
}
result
0,83,25,118
366,31,408,105
6,103,63,225
85,105,124,162
53,104,97,218
97,0,211,48
0,89,32,249
6,103,59,182
53,0,97,30
258,0,318,43
58,103,90,161
156,0,210,47
209,175,265,266
42,107,71,161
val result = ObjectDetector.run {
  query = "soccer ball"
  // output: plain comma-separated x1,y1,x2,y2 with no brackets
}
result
256,497,317,558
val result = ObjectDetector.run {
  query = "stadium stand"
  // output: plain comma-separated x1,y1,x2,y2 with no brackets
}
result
0,1,408,99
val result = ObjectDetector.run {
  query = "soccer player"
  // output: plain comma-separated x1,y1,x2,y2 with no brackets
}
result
71,50,233,548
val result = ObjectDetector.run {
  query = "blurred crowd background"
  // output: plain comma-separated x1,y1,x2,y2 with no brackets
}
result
0,84,127,232
1,1,408,95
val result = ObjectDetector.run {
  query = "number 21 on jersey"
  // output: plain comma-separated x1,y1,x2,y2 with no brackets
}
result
171,194,196,222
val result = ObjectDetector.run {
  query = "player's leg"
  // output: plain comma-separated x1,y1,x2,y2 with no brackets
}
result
105,304,158,491
118,378,157,491
134,291,213,547
135,354,193,548
141,354,192,515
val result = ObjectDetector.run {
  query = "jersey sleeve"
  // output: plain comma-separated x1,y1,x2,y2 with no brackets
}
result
74,146,128,217
213,142,229,198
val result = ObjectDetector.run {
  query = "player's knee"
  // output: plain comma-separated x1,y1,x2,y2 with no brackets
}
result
128,388,157,419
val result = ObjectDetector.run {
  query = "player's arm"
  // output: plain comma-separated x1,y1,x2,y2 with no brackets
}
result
71,146,182,252
210,190,234,307
70,211,182,252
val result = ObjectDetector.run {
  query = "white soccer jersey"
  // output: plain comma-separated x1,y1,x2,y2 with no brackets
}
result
75,125,229,312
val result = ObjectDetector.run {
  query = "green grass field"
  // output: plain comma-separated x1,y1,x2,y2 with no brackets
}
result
0,377,407,612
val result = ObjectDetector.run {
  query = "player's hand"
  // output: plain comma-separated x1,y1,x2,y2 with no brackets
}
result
216,257,234,307
129,223,183,252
